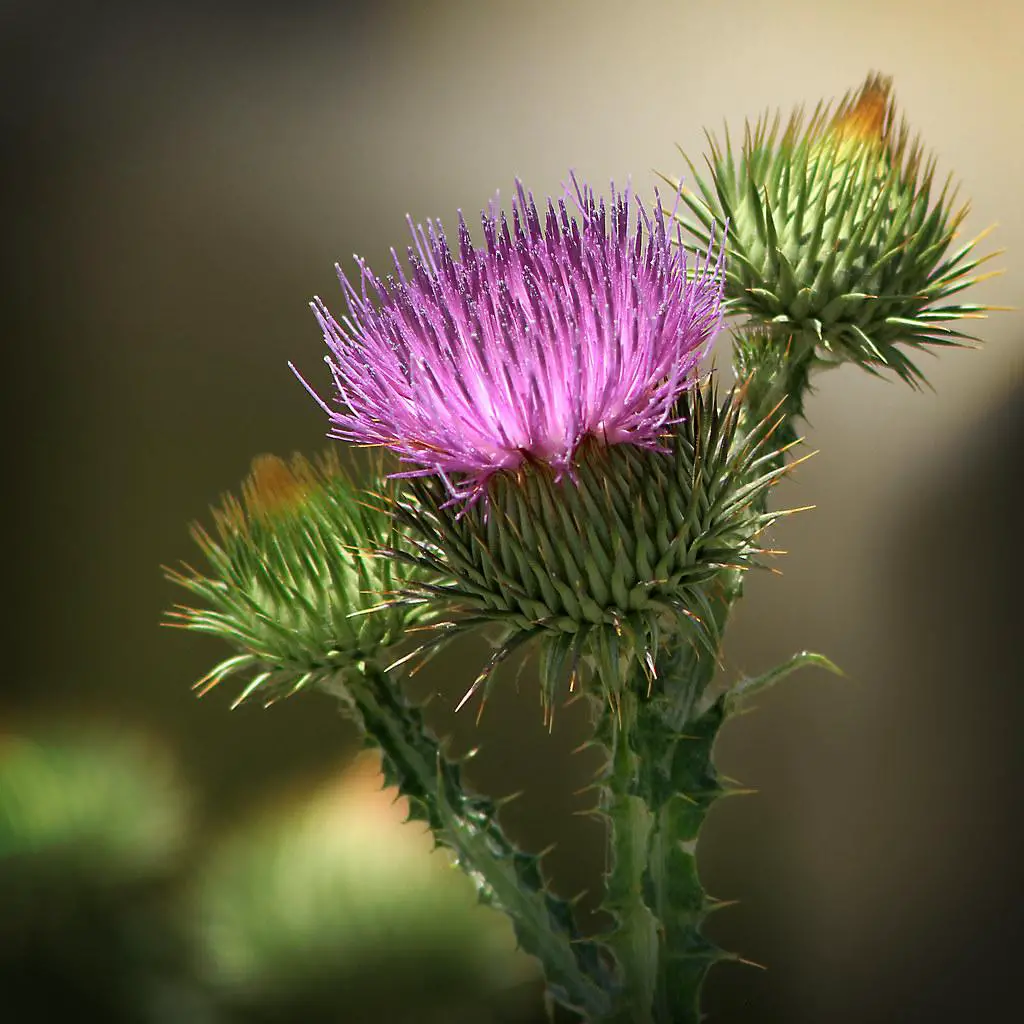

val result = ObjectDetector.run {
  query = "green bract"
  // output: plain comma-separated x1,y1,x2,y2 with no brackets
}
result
393,383,796,711
666,74,997,386
166,451,423,706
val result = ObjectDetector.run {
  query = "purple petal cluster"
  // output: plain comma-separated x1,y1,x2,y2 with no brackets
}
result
301,178,724,501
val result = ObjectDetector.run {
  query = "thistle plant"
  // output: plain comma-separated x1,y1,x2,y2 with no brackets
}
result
168,74,996,1023
168,447,614,1015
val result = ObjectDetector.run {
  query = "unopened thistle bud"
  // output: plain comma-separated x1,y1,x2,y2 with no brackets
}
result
668,73,997,386
300,178,795,710
166,451,421,706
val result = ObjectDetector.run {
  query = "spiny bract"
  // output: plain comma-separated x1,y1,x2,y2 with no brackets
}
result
391,383,797,713
666,73,997,386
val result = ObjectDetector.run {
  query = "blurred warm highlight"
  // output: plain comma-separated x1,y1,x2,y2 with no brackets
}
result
194,751,538,1023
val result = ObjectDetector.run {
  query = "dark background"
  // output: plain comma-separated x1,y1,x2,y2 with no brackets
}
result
3,1,1022,1021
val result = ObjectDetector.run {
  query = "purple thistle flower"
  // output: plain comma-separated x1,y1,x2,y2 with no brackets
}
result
298,178,724,502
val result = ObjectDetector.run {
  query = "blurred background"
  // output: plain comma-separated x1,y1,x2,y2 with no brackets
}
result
2,0,1022,1021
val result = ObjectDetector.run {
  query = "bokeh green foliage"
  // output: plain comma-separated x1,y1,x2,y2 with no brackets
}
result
195,751,537,1024
0,730,199,1023
0,726,540,1024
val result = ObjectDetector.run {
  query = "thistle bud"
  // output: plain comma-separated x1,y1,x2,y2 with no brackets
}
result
166,451,421,706
669,73,996,386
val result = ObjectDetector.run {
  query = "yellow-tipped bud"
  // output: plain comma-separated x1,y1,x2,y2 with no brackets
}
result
667,72,996,387
166,452,424,707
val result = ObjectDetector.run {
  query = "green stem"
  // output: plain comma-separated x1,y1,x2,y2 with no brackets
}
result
640,647,841,1019
640,652,736,1024
592,691,660,1023
320,662,614,1020
590,630,733,1024
589,335,822,1021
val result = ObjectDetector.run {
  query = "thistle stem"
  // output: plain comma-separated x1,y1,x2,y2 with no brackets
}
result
592,691,660,1023
642,659,735,1023
320,662,614,1019
589,349,815,1021
590,626,733,1024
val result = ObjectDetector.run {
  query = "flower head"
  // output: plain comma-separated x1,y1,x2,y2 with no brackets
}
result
301,178,724,502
